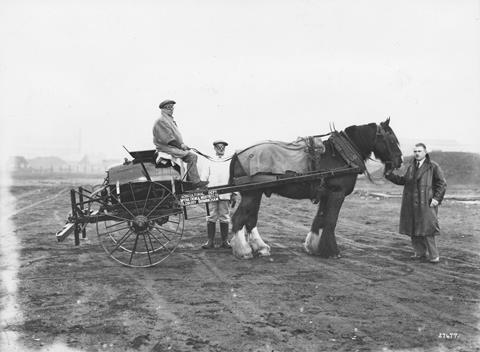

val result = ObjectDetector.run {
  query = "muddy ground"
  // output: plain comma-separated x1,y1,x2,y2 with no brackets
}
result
1,175,479,352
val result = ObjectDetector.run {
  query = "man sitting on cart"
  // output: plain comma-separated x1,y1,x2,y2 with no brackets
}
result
153,99,208,189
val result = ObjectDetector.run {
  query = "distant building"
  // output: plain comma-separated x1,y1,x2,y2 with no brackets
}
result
28,156,68,171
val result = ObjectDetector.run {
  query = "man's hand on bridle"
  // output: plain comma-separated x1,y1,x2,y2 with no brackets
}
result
383,165,393,176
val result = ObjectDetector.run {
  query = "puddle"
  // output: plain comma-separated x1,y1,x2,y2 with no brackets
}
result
0,167,83,351
450,200,480,205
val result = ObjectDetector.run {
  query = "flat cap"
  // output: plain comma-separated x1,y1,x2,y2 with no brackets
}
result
159,100,176,109
213,140,228,146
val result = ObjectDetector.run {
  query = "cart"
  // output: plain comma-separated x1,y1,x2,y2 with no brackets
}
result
56,148,362,267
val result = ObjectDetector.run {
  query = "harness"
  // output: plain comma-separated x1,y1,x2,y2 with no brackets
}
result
191,124,396,185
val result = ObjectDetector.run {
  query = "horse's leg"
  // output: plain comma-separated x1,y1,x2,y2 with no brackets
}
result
304,194,328,255
249,227,271,256
243,192,270,256
317,191,345,258
230,192,261,259
230,226,251,259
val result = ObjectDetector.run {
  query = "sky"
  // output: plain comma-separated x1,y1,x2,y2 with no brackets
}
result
0,0,479,162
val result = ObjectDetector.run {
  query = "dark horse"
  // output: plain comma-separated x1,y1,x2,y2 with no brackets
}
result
228,118,402,259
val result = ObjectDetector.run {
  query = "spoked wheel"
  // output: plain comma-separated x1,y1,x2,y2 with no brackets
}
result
96,181,184,267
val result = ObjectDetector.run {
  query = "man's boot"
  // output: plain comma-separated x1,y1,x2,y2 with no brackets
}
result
202,222,216,249
219,222,231,249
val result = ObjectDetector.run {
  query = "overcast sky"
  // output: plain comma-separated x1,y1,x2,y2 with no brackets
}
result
0,0,479,161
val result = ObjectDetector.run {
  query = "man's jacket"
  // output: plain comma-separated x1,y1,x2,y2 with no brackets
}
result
152,111,188,158
386,155,447,236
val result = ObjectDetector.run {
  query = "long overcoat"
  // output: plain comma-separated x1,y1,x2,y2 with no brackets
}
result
386,156,447,236
152,111,189,158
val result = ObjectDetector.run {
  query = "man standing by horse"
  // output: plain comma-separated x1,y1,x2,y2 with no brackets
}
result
202,140,237,249
152,100,208,189
385,143,447,263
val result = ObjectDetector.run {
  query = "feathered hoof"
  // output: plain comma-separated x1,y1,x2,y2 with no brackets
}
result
257,246,271,257
303,241,314,255
304,247,314,255
233,249,254,260
230,228,253,259
304,247,321,256
303,232,321,255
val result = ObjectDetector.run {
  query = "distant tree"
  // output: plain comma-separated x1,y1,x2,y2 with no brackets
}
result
14,156,28,169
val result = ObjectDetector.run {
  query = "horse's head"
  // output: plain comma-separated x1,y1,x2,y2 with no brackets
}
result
372,118,403,170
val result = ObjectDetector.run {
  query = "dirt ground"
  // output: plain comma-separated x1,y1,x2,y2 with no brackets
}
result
1,175,479,352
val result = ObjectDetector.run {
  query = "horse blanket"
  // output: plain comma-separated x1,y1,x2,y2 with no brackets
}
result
236,136,325,176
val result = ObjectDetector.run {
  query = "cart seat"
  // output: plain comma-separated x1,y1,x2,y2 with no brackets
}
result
155,151,181,167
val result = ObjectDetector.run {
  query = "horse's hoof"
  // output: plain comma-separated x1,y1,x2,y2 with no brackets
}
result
304,244,312,254
237,252,253,260
232,248,254,259
257,247,271,257
303,232,320,255
304,244,319,255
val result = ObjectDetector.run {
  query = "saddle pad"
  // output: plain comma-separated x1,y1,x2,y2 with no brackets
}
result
236,137,325,176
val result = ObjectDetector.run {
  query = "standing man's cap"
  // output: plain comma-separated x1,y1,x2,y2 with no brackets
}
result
213,140,228,146
159,100,176,109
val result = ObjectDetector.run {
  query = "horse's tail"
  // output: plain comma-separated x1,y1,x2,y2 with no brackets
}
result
228,153,239,185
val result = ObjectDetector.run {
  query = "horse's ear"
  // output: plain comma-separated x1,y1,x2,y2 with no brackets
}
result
385,117,390,126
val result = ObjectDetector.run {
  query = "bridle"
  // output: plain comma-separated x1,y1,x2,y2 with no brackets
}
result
374,124,401,169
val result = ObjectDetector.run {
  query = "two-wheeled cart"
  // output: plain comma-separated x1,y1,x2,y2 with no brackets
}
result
56,149,361,267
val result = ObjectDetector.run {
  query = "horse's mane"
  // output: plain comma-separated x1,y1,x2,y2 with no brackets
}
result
344,123,377,160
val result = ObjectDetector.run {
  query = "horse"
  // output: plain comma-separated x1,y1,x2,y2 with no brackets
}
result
228,118,403,259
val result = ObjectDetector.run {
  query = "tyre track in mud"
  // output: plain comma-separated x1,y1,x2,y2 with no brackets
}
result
267,205,480,263
254,206,480,334
55,193,479,347
83,234,289,348
337,216,480,259
264,208,480,295
267,241,480,332
259,205,421,285
67,242,187,349
177,251,314,350
8,187,69,218
12,183,480,350
17,185,286,341
254,244,445,347
74,246,302,350
264,200,480,278
11,184,185,349
339,219,480,272
337,224,480,286
34,185,230,349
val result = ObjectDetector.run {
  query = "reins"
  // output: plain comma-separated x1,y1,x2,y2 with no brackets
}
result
190,148,234,162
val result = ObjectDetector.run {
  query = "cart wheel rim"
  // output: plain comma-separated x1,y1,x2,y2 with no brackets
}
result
95,181,184,267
